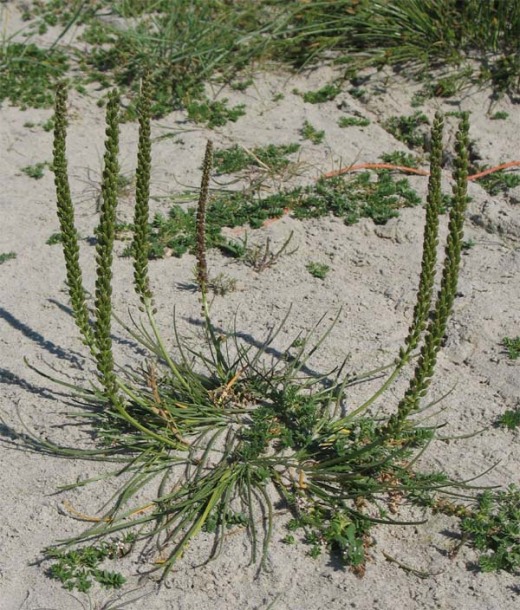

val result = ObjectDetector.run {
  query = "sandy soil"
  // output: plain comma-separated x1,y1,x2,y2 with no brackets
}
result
1,6,519,610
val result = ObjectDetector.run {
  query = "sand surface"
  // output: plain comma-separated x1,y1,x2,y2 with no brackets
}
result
1,6,519,610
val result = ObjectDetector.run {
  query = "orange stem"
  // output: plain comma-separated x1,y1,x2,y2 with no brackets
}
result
322,160,520,181
466,161,520,181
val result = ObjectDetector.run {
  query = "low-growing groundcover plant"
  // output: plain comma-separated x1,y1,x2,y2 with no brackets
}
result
9,0,519,121
32,80,519,593
117,168,423,262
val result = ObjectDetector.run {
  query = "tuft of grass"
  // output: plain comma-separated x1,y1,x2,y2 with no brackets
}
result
33,88,517,589
496,408,520,431
272,0,520,94
21,162,47,180
10,0,520,121
300,120,325,145
0,252,17,265
72,1,271,120
490,111,509,121
383,112,430,149
240,232,296,272
338,116,370,128
46,232,64,245
502,336,520,360
207,272,238,296
300,84,341,104
306,262,330,279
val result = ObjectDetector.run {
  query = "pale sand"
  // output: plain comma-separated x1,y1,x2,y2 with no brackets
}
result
0,6,519,610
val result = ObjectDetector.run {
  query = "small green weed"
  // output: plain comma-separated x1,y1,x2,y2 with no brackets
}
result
300,84,341,104
300,120,325,144
349,87,366,100
445,111,471,119
213,143,300,175
0,252,16,265
380,151,421,168
476,168,520,196
46,232,64,245
121,189,293,260
293,171,421,225
42,117,55,132
128,168,423,260
230,78,253,91
186,98,246,128
338,116,370,128
422,73,468,98
411,90,428,107
306,262,330,279
0,43,69,109
461,486,520,573
490,111,509,120
496,408,520,430
46,540,129,593
207,272,237,296
383,112,430,149
502,336,520,360
461,239,476,251
21,162,47,180
241,232,296,272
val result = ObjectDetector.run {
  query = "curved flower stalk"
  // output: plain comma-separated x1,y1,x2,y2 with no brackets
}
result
383,112,470,435
331,111,445,426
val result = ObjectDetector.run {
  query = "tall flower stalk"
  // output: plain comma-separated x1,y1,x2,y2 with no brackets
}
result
52,82,95,352
383,112,470,435
133,73,153,306
195,140,214,315
334,111,445,425
400,111,444,356
94,90,120,404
